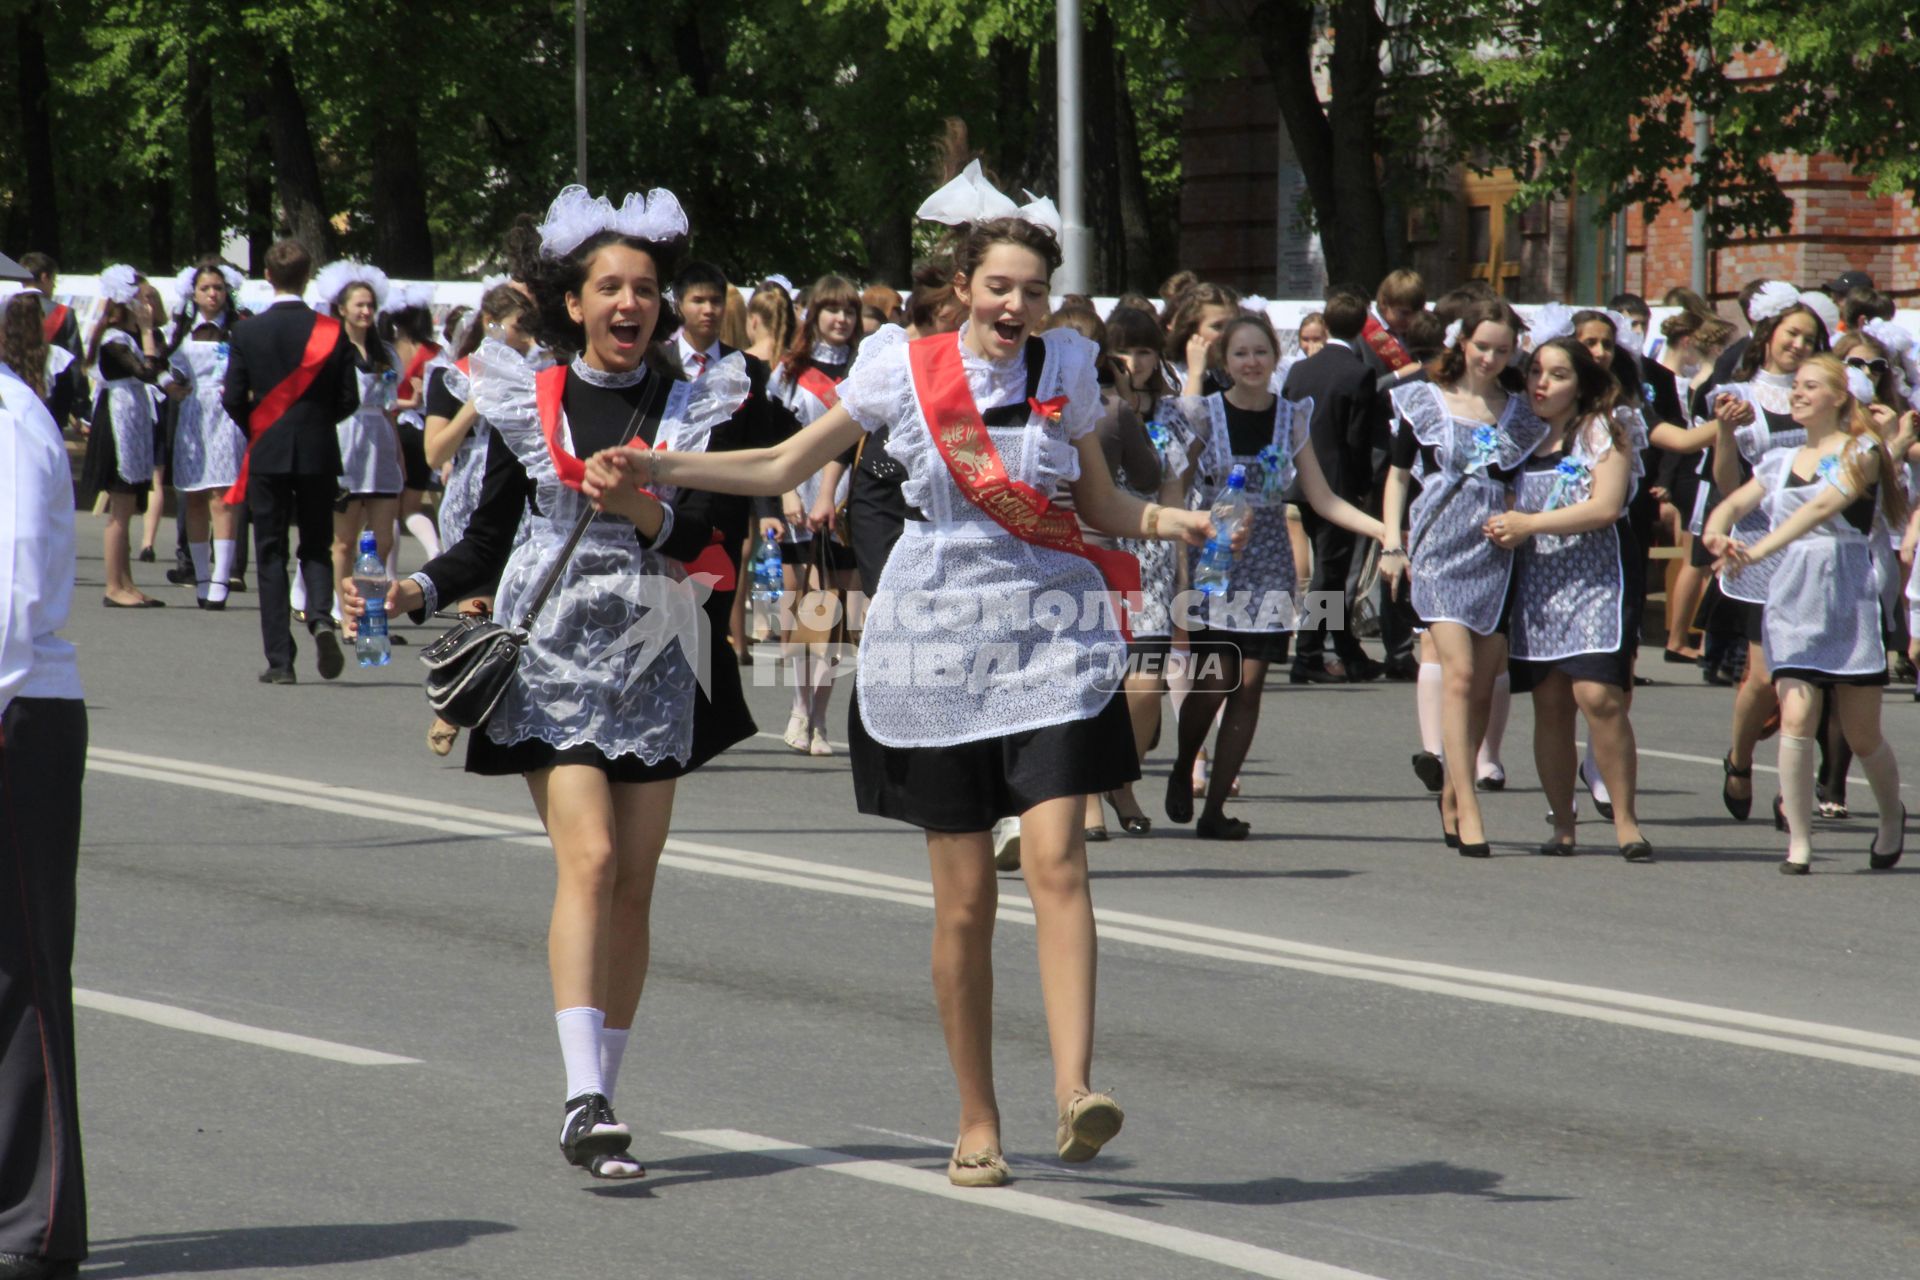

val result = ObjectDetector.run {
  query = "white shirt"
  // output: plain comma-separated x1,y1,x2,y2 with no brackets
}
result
1324,336,1355,353
0,369,82,715
676,333,718,379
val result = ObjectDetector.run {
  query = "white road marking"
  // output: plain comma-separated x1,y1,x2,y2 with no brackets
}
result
88,747,1920,1076
666,1128,1393,1280
74,989,418,1066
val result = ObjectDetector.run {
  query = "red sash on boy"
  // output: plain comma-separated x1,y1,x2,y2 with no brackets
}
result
535,364,737,590
1361,313,1414,373
224,313,342,504
907,332,1140,640
41,303,69,344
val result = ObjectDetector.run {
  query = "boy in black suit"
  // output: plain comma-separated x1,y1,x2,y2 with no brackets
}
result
221,240,360,684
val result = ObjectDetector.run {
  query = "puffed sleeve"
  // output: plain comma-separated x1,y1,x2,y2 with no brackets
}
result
1043,328,1102,441
836,326,912,433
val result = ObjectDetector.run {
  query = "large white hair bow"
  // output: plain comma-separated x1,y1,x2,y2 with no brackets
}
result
1799,289,1840,336
1747,280,1802,323
915,160,1062,237
98,264,141,306
1528,302,1575,347
381,281,437,314
759,274,795,296
536,184,690,258
1603,309,1645,357
171,263,245,312
1845,364,1878,405
310,260,391,315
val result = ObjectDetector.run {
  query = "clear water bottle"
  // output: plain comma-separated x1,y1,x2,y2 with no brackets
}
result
353,530,391,667
750,529,784,607
379,367,400,409
1210,464,1251,547
1194,539,1232,596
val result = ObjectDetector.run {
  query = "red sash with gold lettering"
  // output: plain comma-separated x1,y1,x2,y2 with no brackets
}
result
907,332,1139,640
41,303,69,345
1361,314,1414,373
795,365,841,411
536,364,737,591
225,312,342,504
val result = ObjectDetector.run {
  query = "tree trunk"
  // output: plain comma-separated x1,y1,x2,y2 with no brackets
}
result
1109,35,1157,289
1082,7,1123,291
861,214,912,288
16,3,60,257
262,50,334,261
242,90,274,276
185,46,221,255
370,116,436,276
147,174,174,269
1252,0,1391,288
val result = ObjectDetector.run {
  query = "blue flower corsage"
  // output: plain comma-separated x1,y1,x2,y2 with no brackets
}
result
1255,442,1289,497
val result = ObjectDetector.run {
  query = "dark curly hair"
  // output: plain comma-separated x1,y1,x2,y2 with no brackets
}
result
949,216,1063,284
507,225,686,358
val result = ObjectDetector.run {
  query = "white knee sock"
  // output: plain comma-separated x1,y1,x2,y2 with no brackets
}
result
290,569,307,614
1416,662,1444,755
1856,739,1904,851
1479,672,1510,773
190,541,211,600
600,1026,630,1102
1778,734,1816,863
555,1006,606,1102
404,512,441,559
209,539,235,604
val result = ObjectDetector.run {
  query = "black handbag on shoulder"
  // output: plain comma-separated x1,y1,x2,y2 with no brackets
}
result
418,368,668,729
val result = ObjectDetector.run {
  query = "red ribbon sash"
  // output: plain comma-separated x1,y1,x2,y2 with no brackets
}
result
907,333,1140,640
224,313,342,504
41,303,68,344
537,364,735,589
1362,315,1414,372
796,365,841,410
397,342,439,403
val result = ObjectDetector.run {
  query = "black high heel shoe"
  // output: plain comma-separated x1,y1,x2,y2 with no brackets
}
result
1457,841,1492,859
1105,791,1152,836
1437,793,1458,850
1722,753,1753,821
1618,840,1653,862
1870,804,1906,870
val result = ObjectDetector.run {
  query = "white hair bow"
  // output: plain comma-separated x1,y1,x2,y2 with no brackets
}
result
1529,302,1575,346
1443,318,1463,350
1603,309,1645,357
915,160,1062,237
1747,280,1802,323
760,274,795,296
310,260,391,316
171,263,245,313
1845,364,1878,405
1241,294,1272,317
536,184,690,259
98,264,141,306
381,281,437,314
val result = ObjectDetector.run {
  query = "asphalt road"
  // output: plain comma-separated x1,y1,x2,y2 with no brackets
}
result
58,514,1920,1279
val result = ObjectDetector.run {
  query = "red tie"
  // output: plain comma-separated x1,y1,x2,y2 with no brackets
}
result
691,351,708,377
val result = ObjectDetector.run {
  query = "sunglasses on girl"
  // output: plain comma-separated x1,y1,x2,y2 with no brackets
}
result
1846,355,1890,378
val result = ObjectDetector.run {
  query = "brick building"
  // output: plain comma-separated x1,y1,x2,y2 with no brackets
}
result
1180,39,1920,306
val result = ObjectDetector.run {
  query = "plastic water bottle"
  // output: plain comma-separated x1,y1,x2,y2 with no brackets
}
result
353,531,391,667
1210,465,1251,547
379,367,400,409
1194,540,1233,597
750,529,784,607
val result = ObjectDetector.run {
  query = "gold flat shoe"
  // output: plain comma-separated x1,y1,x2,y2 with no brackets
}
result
948,1146,1010,1188
1056,1091,1124,1163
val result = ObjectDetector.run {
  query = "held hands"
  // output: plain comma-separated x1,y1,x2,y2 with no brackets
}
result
582,446,650,507
1713,394,1755,431
1483,511,1534,549
1701,529,1751,573
807,492,838,538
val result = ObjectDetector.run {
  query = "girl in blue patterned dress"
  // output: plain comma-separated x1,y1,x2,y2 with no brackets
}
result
1492,338,1649,860
1381,300,1549,857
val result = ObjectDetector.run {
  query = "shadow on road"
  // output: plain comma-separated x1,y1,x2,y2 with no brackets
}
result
80,1220,514,1275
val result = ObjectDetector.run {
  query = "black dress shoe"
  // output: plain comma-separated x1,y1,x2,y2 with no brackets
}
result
1618,840,1654,862
561,1092,632,1168
1721,753,1753,821
313,627,345,680
1411,750,1445,793
1380,657,1420,681
1196,812,1251,840
1457,842,1492,858
1871,805,1906,870
136,545,155,562
229,576,248,592
1536,838,1576,856
166,565,196,585
1289,663,1346,685
1342,654,1383,683
197,598,226,611
258,667,296,685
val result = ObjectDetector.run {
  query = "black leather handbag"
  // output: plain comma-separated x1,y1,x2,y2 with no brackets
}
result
418,369,667,729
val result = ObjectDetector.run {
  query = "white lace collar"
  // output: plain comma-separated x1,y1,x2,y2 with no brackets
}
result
810,340,851,366
570,356,646,388
1756,368,1793,388
955,323,1024,373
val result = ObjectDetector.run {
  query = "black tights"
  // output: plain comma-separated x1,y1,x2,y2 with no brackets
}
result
1172,651,1270,819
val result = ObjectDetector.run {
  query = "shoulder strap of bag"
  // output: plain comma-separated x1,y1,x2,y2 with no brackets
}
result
515,369,672,635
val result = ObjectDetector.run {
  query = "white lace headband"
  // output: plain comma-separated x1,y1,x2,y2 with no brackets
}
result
1747,280,1801,323
915,160,1062,238
536,184,690,258
98,264,141,306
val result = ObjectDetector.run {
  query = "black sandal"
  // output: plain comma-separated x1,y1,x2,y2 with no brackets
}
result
1721,752,1753,821
1195,813,1250,840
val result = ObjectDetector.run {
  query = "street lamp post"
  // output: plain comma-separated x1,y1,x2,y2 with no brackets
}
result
1055,0,1090,293
575,0,588,186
